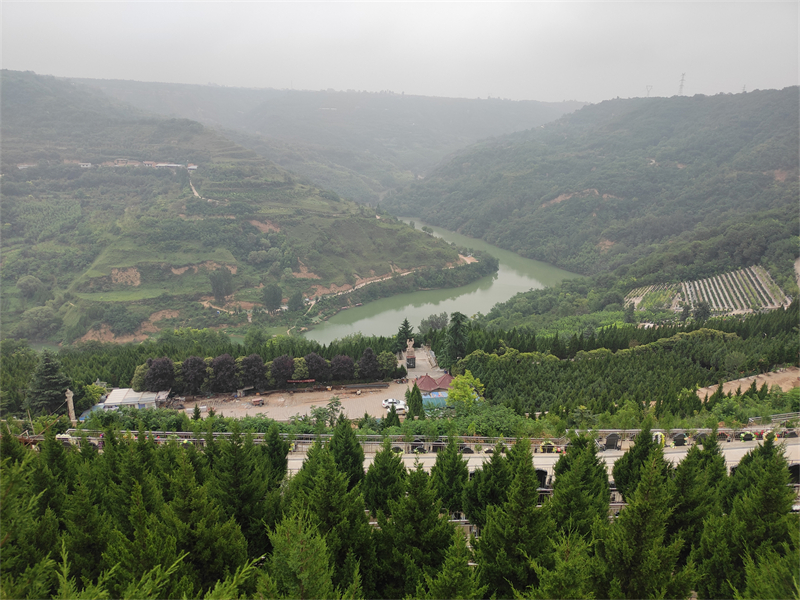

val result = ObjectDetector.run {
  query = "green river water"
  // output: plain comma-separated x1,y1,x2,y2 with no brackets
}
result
304,220,580,345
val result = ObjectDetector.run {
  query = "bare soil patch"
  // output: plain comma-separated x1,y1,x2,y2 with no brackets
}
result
111,268,141,286
249,219,281,233
293,261,321,279
171,261,237,275
696,367,800,399
596,238,615,253
459,254,478,264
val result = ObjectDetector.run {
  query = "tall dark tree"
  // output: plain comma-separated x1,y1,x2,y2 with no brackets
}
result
475,438,555,598
210,353,237,392
406,383,425,420
417,530,487,600
304,352,330,382
25,350,71,416
462,442,511,529
549,434,609,538
330,413,365,490
693,300,711,321
442,312,468,370
394,318,414,353
611,419,669,501
238,354,266,389
363,438,407,516
180,356,207,396
262,283,283,312
358,347,381,381
594,447,693,600
144,357,175,392
288,290,304,312
376,464,456,598
430,437,469,515
330,355,355,381
383,405,401,429
209,268,233,304
270,354,295,387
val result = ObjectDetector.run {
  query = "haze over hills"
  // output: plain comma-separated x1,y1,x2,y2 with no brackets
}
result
1,70,481,343
385,88,799,280
74,77,585,204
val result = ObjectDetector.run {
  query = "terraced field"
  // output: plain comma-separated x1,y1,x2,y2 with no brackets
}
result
625,266,791,316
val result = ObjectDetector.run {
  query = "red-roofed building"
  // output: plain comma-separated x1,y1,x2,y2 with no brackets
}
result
416,373,454,393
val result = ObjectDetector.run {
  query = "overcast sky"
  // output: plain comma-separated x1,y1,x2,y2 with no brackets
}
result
2,2,797,103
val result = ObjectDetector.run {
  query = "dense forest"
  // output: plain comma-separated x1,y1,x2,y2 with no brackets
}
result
1,71,497,344
383,87,799,281
2,416,797,599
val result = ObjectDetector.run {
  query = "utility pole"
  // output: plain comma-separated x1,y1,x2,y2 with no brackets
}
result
678,73,686,96
645,85,653,98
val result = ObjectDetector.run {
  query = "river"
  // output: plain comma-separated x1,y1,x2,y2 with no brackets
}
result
303,220,580,345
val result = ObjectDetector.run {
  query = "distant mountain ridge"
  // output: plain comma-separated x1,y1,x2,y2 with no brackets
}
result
384,88,799,277
74,77,585,203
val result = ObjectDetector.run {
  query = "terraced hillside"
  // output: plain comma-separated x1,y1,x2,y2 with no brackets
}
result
0,71,484,343
625,266,791,316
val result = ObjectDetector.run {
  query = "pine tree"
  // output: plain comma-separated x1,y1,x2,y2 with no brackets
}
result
417,530,487,600
462,442,511,529
474,438,555,598
259,512,337,600
376,463,455,598
330,413,365,491
406,382,425,420
384,405,401,429
210,424,273,557
394,318,414,353
363,438,407,516
549,434,609,538
595,447,693,600
25,350,71,415
286,447,377,596
261,421,290,485
611,419,670,501
430,436,469,514
523,531,596,600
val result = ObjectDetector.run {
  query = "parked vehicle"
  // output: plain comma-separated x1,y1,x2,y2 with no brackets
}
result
382,398,407,412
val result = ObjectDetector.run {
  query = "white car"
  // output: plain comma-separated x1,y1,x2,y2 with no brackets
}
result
382,398,407,412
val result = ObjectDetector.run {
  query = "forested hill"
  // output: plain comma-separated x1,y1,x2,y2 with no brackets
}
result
74,77,585,203
384,88,800,277
0,71,469,344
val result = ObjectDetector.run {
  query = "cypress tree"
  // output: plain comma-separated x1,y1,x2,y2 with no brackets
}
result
330,413,365,490
523,532,596,600
462,442,511,529
417,530,487,600
475,438,555,598
594,447,693,600
430,436,469,515
384,405,401,429
406,382,425,420
549,434,609,539
376,463,456,598
25,350,71,416
363,438,407,516
611,419,670,501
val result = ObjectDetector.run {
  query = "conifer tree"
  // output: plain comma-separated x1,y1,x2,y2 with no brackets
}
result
159,453,248,594
406,382,425,420
376,463,456,598
260,421,290,485
474,438,555,598
417,530,487,600
330,413,365,490
258,513,338,600
25,350,71,415
287,447,377,596
594,447,693,600
462,442,511,529
394,318,414,353
430,436,469,514
549,434,609,538
611,419,670,501
210,424,273,557
522,531,596,600
384,404,401,428
363,438,407,516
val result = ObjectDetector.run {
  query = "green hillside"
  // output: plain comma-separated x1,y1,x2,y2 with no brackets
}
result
0,71,481,343
75,77,584,203
385,88,799,277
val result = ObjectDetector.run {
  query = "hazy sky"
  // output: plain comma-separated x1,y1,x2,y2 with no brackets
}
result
3,2,797,103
